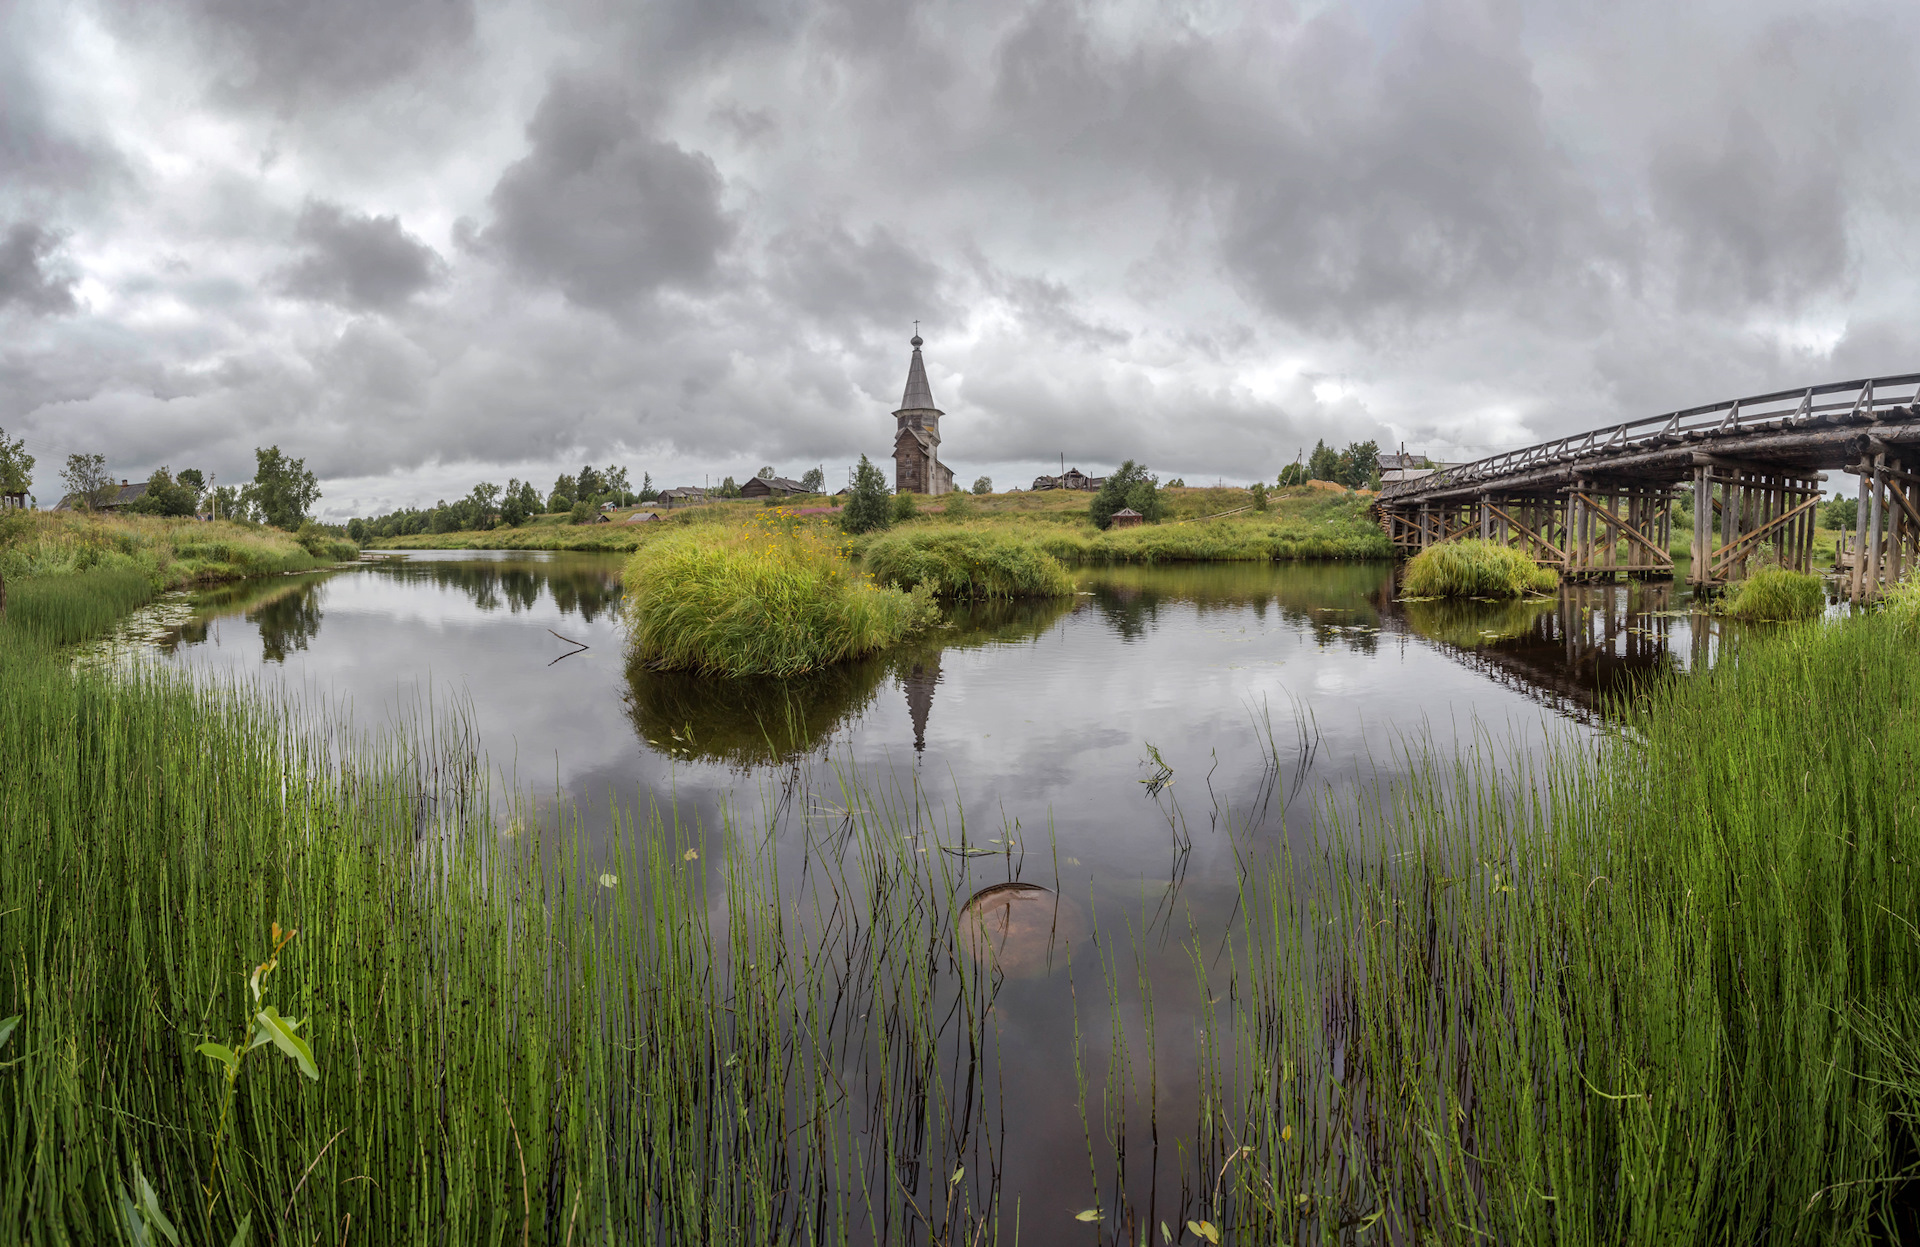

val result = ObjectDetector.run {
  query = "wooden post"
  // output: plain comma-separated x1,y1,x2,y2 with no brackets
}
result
1692,466,1710,585
1887,458,1906,587
1480,497,1491,540
1867,452,1887,598
1852,465,1871,602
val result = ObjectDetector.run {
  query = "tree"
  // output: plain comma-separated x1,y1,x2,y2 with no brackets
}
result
1090,460,1163,529
549,474,577,513
469,482,501,529
128,466,199,517
1306,440,1339,483
246,446,320,529
0,428,35,500
757,466,776,480
639,471,657,502
208,484,248,523
577,466,604,501
971,475,992,495
176,468,205,494
499,478,529,528
890,490,918,522
62,452,113,510
1278,461,1308,487
1333,440,1379,490
718,476,740,498
603,465,630,499
800,466,825,493
1250,481,1269,511
839,456,892,534
569,500,596,525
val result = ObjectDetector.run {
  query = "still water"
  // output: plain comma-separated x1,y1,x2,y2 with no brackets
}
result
110,552,1759,1235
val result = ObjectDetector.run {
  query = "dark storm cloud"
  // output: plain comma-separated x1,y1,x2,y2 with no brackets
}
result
0,223,78,315
159,0,476,104
472,74,735,309
278,201,446,311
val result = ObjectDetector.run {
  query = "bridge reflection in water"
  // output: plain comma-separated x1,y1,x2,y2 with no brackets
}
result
1388,580,1792,723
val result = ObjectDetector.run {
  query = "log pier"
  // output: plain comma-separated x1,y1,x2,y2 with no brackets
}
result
1376,373,1920,600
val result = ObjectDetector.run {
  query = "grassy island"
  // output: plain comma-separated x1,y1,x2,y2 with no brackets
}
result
622,526,935,677
1401,536,1561,598
1717,566,1827,620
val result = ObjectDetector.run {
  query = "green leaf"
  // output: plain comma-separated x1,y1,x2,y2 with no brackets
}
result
115,1181,150,1247
196,1042,239,1074
1074,1208,1102,1222
1161,1222,1172,1244
252,1007,318,1081
0,1013,19,1051
228,1212,253,1247
135,1164,181,1246
1188,1220,1220,1244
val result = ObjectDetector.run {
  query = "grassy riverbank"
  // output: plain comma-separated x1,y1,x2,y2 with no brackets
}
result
861,529,1076,597
0,509,356,587
373,484,1394,563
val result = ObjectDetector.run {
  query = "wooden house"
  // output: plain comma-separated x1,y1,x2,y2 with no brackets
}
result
1031,468,1106,492
1109,507,1144,529
739,475,809,498
54,480,149,512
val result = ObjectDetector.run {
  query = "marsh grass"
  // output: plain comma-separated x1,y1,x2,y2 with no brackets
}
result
1717,566,1827,621
624,526,936,676
0,509,352,587
861,529,1075,598
1402,537,1560,598
1199,606,1920,1242
3,565,158,645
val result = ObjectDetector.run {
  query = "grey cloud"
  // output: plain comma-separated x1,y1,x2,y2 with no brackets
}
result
278,201,446,311
476,75,735,309
767,220,952,336
0,223,78,314
159,0,475,104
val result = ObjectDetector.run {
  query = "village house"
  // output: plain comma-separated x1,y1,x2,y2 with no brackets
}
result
1031,468,1106,492
892,333,953,495
1108,507,1144,529
656,487,707,507
54,480,149,511
739,475,810,499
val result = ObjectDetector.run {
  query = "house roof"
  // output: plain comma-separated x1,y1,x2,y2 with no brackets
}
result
55,481,149,511
895,333,940,414
1111,507,1141,517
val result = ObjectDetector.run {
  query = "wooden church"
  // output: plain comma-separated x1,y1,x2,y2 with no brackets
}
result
892,333,953,495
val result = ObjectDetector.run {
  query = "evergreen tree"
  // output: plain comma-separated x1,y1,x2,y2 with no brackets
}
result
1306,440,1340,483
839,456,892,534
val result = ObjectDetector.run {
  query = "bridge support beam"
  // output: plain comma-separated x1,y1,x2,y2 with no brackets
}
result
1839,451,1918,601
1690,460,1825,592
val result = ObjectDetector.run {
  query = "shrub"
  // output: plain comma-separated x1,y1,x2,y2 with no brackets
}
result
1718,568,1825,621
840,455,891,534
890,491,918,522
623,528,935,677
570,500,596,525
942,490,972,518
1402,539,1559,599
861,530,1075,599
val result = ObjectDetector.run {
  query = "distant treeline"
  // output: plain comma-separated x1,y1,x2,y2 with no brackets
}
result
348,465,655,540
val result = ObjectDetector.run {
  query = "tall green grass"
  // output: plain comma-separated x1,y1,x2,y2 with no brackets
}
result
624,527,936,677
1717,566,1827,621
0,614,1006,1243
3,565,157,645
860,529,1075,598
1402,537,1560,598
1205,606,1920,1241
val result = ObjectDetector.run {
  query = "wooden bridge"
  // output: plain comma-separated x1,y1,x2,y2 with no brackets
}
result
1376,372,1920,600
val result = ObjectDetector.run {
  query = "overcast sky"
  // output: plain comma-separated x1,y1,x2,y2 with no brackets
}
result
4,0,1918,517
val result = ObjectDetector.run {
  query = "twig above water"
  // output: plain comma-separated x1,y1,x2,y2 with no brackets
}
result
547,628,590,666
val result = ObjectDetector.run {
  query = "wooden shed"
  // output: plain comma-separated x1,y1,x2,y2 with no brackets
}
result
1109,507,1144,529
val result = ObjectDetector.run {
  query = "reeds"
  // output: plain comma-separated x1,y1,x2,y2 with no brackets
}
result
623,527,936,676
1716,566,1826,620
1207,605,1920,1241
0,610,1006,1244
1401,537,1560,598
860,529,1076,598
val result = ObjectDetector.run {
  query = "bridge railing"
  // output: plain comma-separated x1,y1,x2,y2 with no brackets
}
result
1380,371,1920,501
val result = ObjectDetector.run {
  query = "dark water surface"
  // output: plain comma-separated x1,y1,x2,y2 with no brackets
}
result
120,552,1763,1236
